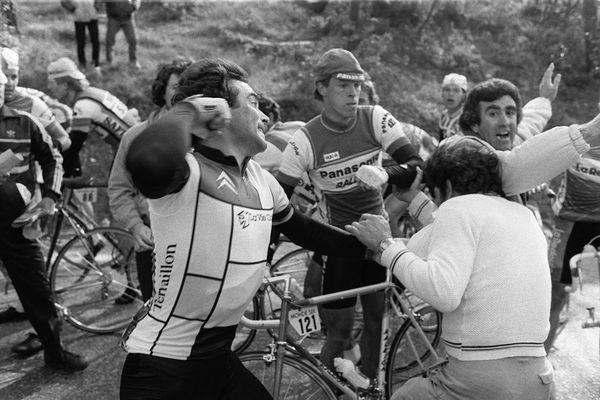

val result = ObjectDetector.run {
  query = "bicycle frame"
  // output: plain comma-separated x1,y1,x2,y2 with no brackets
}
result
43,180,106,270
242,269,445,399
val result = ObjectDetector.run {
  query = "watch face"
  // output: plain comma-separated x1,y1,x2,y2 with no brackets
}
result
378,238,394,253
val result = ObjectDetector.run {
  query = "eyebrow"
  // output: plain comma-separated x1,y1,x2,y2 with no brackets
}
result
484,104,516,112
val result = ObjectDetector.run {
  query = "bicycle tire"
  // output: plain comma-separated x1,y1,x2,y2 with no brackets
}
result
49,227,143,334
385,305,443,397
232,295,259,354
239,351,337,400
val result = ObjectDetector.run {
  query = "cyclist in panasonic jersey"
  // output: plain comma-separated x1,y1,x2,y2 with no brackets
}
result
119,59,369,400
277,48,422,379
46,57,140,178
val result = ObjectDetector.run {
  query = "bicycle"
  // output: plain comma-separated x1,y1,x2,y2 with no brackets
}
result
232,239,314,354
239,266,444,399
12,176,143,334
569,235,600,357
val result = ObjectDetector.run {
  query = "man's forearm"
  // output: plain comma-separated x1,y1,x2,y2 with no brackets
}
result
277,209,366,258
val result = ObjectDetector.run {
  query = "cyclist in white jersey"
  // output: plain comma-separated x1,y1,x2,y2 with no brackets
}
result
46,57,140,178
545,130,600,352
120,59,370,400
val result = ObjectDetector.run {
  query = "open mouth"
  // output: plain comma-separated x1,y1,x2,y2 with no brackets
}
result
495,132,511,141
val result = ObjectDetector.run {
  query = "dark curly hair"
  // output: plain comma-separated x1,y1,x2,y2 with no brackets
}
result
151,58,193,107
458,78,522,134
172,58,248,107
258,94,281,123
424,136,505,200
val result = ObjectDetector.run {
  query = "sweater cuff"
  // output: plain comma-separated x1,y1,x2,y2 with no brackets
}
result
380,239,408,269
572,125,592,155
408,191,432,218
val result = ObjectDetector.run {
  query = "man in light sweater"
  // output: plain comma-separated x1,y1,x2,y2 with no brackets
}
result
347,98,600,398
347,136,555,399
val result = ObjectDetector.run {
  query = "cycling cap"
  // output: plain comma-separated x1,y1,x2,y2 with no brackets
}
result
47,57,86,80
314,48,365,82
0,47,19,71
442,73,467,91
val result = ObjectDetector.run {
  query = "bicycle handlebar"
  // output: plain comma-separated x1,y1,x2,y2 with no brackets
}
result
62,176,108,189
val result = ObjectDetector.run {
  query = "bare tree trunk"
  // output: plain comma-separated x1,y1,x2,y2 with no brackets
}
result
350,1,360,30
583,0,597,72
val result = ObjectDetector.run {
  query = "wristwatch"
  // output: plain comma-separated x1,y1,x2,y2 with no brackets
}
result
377,238,395,254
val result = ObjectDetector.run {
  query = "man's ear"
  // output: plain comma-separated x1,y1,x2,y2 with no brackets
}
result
316,82,327,98
471,124,479,134
445,179,453,199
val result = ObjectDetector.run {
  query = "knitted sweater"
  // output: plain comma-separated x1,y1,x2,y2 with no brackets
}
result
382,194,551,360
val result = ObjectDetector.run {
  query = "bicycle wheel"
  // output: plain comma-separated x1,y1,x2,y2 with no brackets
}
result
232,295,259,354
386,305,443,397
239,351,336,400
50,227,143,334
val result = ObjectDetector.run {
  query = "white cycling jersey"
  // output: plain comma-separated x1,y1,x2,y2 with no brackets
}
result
122,151,290,360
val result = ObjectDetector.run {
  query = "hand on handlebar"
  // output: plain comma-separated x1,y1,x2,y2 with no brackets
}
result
131,222,154,252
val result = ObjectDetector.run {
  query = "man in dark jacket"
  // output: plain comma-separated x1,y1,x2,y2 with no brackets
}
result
102,0,141,69
0,65,88,371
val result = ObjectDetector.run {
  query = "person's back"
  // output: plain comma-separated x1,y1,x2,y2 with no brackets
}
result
105,0,137,20
408,194,550,358
73,85,139,142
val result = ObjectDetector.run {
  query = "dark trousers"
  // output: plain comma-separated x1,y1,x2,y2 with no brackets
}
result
0,224,62,358
135,249,153,302
120,352,272,400
75,20,100,68
106,16,137,63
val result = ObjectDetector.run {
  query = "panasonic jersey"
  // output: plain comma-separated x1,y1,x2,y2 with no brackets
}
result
122,152,290,360
278,105,415,227
553,147,600,222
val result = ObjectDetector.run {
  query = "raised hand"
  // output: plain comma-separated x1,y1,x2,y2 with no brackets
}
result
539,63,562,102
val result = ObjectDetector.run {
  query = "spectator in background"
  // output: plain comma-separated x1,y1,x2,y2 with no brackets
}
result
60,0,101,77
0,65,88,372
102,0,141,70
1,47,71,152
108,58,192,302
438,72,467,140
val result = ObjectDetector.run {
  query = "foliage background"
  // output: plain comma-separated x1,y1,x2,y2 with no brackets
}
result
3,0,600,174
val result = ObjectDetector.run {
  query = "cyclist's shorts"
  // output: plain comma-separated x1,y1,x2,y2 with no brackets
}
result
322,255,385,309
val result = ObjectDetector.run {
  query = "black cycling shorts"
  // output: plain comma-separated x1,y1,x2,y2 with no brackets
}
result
120,351,272,400
322,254,386,309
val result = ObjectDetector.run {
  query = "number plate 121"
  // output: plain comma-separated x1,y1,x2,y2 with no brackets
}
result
288,306,321,336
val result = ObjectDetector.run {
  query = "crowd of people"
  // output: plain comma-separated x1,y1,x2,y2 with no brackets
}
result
0,24,598,400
